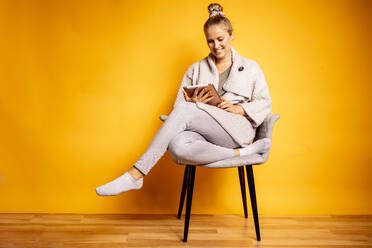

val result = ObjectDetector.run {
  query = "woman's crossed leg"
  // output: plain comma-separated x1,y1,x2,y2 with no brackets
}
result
95,101,270,196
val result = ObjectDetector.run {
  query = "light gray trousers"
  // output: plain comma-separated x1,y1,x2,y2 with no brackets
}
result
133,101,240,176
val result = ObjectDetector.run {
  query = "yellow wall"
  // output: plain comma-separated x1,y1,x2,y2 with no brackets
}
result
0,0,371,214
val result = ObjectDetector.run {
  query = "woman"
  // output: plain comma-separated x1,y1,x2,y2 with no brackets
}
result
96,3,272,196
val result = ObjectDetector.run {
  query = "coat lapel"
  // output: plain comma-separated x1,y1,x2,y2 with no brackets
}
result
223,47,253,98
221,46,240,90
203,52,218,90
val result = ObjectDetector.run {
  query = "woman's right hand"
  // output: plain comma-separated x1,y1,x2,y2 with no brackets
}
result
182,87,214,104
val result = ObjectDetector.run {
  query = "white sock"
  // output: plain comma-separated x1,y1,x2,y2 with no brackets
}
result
95,172,143,196
238,138,272,156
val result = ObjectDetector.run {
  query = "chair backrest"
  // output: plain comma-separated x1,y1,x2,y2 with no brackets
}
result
251,113,279,163
253,113,280,142
159,115,168,122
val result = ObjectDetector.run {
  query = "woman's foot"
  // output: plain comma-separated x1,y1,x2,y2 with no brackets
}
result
95,169,144,196
237,138,272,156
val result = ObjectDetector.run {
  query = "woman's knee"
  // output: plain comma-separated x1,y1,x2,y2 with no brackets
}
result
173,101,199,116
168,132,190,159
168,131,204,159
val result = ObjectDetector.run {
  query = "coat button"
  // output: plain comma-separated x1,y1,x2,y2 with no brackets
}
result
238,66,244,71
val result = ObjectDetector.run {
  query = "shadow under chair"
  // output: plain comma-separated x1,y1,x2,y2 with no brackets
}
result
159,112,280,242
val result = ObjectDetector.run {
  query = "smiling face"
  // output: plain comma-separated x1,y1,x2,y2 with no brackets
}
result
204,22,234,61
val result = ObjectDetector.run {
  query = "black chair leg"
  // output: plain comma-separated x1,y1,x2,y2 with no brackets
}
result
183,165,196,242
177,165,190,219
246,165,261,241
238,166,248,218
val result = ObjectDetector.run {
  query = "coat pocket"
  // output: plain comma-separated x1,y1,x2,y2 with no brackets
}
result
220,92,247,104
225,80,254,100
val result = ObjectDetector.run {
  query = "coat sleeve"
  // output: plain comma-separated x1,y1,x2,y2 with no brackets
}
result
238,63,272,128
172,64,195,108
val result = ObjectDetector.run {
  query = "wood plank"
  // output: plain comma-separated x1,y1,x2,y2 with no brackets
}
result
0,214,370,248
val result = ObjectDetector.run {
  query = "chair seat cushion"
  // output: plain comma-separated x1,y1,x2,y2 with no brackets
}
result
173,152,268,168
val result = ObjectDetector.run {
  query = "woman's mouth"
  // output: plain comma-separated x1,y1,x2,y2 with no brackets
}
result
215,49,223,54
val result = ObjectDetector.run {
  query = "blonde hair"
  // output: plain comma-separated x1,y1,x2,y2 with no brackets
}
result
204,3,233,36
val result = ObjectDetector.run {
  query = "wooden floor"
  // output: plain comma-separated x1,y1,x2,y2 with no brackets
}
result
0,214,371,247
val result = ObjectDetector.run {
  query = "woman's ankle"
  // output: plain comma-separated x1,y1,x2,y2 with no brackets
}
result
233,148,240,157
128,167,145,180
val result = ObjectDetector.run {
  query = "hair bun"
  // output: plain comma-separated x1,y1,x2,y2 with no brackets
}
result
208,3,225,18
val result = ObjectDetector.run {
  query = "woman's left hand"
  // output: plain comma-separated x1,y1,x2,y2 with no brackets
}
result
217,98,246,115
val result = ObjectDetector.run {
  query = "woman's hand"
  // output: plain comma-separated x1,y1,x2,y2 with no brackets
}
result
217,98,246,116
182,87,214,104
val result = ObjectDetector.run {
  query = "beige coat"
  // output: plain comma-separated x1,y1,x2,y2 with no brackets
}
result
173,46,272,148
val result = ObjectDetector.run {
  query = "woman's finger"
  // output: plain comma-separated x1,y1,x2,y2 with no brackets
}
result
224,101,232,107
200,92,210,101
223,107,231,112
219,104,228,109
182,89,187,97
197,88,207,98
202,96,214,103
218,101,226,108
192,87,200,98
198,89,207,98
